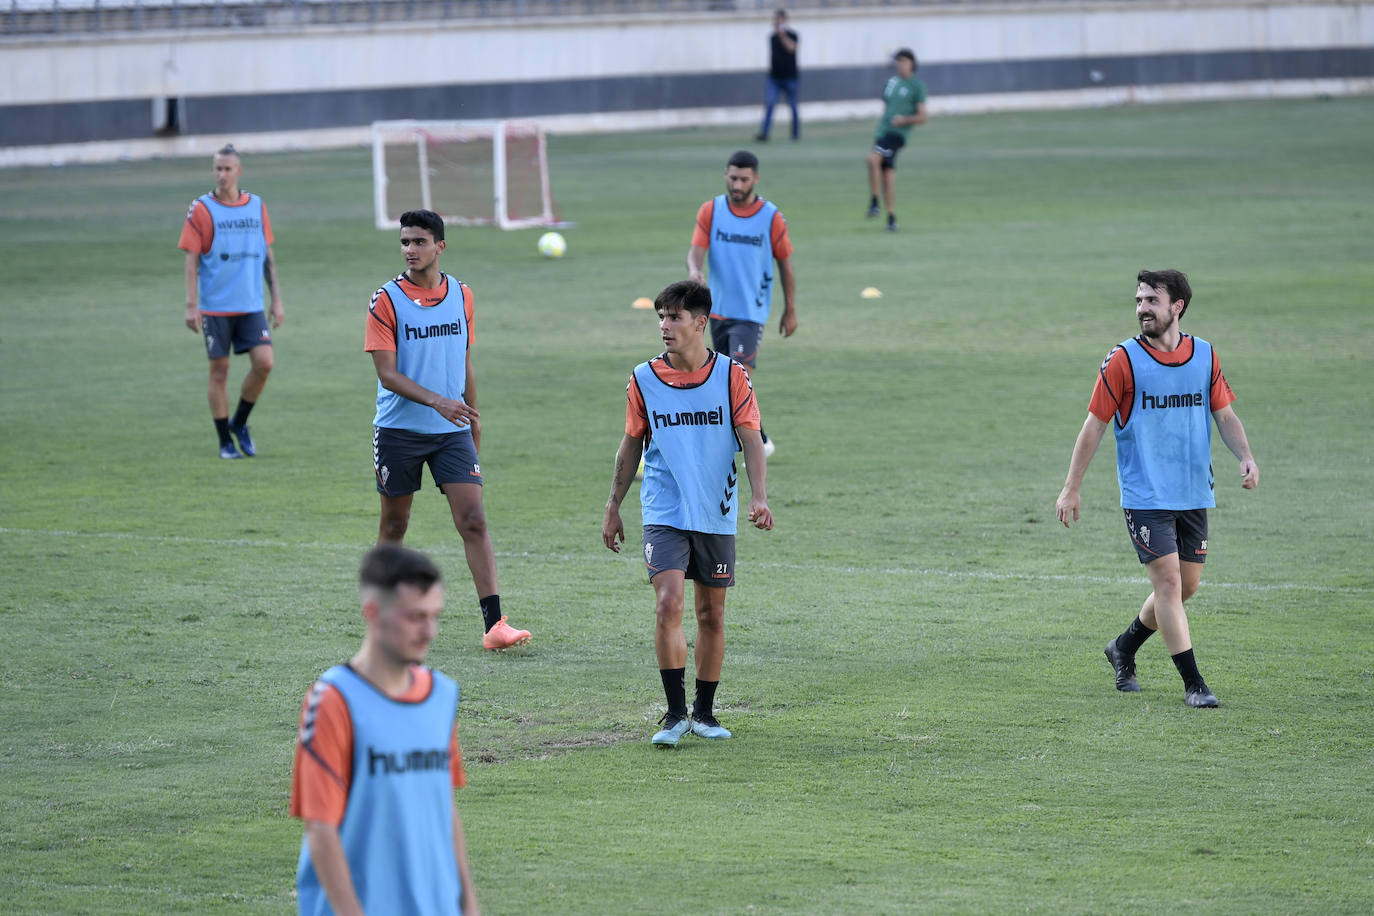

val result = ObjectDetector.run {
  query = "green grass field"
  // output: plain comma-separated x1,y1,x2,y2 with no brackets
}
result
2,97,1372,914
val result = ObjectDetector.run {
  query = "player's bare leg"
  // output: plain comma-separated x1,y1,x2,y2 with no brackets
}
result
1140,554,1196,651
866,152,883,216
208,356,231,419
227,343,273,456
208,355,242,458
377,493,414,543
690,583,732,739
653,570,688,669
443,482,497,596
1138,559,1201,632
444,482,529,648
882,169,897,220
241,343,274,403
692,584,726,681
1142,554,1216,706
1106,559,1201,694
651,569,692,745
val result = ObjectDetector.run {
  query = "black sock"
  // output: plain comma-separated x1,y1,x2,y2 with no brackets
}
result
231,398,255,428
1117,617,1155,656
660,668,687,718
869,194,878,208
692,679,718,720
213,417,232,447
479,595,501,632
888,213,897,225
1171,648,1206,691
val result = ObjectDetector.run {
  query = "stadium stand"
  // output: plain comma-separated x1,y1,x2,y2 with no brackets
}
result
6,0,996,37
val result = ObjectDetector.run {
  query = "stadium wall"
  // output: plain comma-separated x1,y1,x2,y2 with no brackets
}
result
2,0,1371,165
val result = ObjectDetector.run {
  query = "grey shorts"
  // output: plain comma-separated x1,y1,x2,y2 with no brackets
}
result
373,426,482,496
202,312,271,359
710,318,765,368
1123,508,1208,565
643,525,735,587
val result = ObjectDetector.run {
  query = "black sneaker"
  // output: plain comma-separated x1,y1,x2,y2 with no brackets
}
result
1104,638,1140,692
1185,684,1219,708
866,202,880,218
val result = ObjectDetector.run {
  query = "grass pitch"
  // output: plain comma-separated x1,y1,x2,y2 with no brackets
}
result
1,97,1372,914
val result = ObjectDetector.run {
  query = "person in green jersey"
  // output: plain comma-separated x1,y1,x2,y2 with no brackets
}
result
866,48,927,232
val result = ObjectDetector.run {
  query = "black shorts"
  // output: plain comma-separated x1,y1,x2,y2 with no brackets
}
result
709,318,765,368
373,426,482,497
874,132,906,169
642,525,735,587
1123,508,1208,565
202,312,271,359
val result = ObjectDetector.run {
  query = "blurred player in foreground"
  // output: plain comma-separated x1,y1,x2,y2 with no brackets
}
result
178,144,284,458
603,280,774,747
865,48,927,232
1056,269,1259,708
290,544,479,915
687,149,797,456
365,209,530,651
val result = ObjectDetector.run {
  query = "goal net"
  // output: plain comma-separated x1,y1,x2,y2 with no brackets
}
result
371,119,560,231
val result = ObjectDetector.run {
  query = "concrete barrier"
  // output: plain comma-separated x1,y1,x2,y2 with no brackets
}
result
2,0,1370,165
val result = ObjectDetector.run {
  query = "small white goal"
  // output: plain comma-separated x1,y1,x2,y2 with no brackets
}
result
371,119,562,231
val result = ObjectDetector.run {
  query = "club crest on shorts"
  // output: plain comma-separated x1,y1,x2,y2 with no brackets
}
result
1139,525,1151,546
644,543,653,564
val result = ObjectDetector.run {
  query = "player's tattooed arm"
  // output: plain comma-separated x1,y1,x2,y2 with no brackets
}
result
603,435,643,552
264,245,285,328
609,454,627,505
606,436,642,508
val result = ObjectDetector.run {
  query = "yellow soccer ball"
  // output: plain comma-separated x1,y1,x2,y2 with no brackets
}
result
537,231,566,258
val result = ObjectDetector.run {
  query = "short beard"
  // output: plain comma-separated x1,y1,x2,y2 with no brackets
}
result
1139,315,1173,340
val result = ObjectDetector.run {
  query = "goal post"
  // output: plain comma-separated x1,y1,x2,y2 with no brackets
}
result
371,119,561,231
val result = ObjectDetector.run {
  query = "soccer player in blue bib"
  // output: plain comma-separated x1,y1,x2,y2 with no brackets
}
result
178,145,285,459
1056,270,1260,708
365,209,531,652
603,280,775,746
687,150,797,456
290,544,479,915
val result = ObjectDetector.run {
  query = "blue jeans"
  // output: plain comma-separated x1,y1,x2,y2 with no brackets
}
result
759,77,799,139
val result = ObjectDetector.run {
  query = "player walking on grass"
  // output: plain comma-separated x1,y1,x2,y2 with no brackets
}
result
1056,270,1259,708
178,144,285,459
865,48,927,232
365,209,530,651
603,280,774,747
687,149,797,456
290,544,480,915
